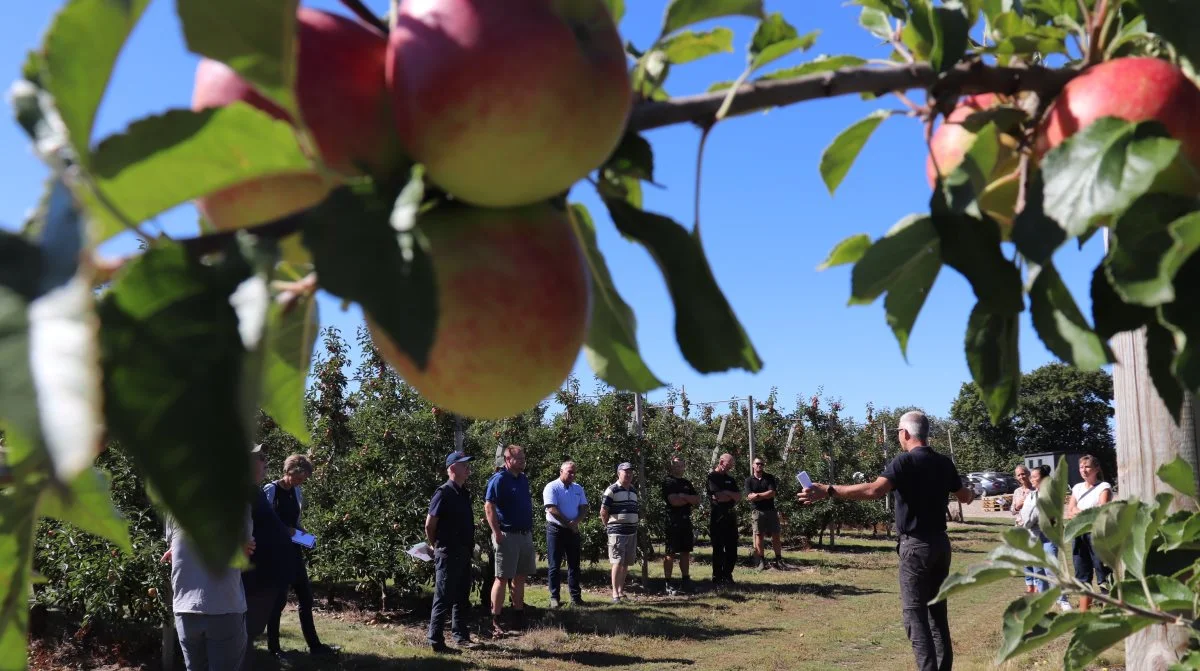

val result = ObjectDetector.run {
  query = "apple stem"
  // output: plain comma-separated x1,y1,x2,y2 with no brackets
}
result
338,0,389,34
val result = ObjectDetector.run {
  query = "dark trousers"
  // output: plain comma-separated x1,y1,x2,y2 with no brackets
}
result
427,550,472,645
899,535,954,671
546,524,582,601
241,584,283,671
268,556,321,652
709,517,739,581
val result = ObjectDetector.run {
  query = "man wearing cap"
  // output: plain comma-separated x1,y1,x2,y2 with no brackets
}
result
425,450,477,653
600,462,640,602
484,444,536,636
543,461,589,608
745,457,784,570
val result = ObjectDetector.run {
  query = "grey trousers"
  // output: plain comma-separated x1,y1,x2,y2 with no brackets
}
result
175,612,247,671
898,535,954,671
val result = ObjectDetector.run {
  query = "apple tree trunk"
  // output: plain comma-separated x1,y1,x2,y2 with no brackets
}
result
1111,327,1200,670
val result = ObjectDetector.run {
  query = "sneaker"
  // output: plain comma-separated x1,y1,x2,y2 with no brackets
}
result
549,597,561,609
1058,599,1073,612
611,596,621,604
454,638,477,650
772,559,785,570
430,641,459,655
491,619,507,638
665,584,679,596
570,597,585,607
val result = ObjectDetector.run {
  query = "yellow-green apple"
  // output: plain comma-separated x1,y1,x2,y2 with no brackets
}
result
925,93,1022,236
366,202,592,419
192,8,397,231
385,0,631,207
1036,57,1200,195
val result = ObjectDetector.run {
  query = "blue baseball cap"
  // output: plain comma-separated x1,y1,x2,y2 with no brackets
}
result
446,451,474,467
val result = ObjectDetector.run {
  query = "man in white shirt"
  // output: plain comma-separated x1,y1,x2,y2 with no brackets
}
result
543,461,589,608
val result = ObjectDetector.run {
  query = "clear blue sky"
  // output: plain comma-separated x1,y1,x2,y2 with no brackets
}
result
0,1,1106,421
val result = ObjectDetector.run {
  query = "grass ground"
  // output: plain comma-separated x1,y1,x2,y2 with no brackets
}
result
260,517,1125,671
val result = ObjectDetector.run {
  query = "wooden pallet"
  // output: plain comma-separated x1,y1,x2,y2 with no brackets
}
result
981,495,1012,512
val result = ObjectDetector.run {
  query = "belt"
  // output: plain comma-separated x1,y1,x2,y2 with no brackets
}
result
502,528,531,534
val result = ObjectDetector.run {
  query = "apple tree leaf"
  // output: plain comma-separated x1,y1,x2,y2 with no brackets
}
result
569,204,664,393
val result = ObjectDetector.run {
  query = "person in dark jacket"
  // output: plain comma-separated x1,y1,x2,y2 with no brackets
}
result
264,454,338,658
241,445,295,670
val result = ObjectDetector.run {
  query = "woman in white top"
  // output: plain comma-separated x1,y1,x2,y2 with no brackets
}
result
1064,455,1113,612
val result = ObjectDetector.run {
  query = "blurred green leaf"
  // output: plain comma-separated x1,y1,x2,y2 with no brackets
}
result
749,13,819,69
817,234,871,271
602,198,763,375
177,0,301,117
965,303,1020,424
1028,262,1114,371
932,560,1019,603
0,492,38,670
38,467,131,554
849,214,939,305
1064,614,1158,671
820,110,890,195
569,204,664,393
260,292,319,444
87,105,316,243
1041,118,1183,241
1157,456,1198,498
661,0,764,36
996,591,1079,664
40,0,152,162
97,243,253,572
660,28,735,64
1105,195,1200,307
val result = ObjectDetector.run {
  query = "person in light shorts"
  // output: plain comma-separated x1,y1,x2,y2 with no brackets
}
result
484,445,536,636
600,462,640,602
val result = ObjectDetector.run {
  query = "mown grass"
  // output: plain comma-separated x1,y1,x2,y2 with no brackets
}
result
262,518,1123,670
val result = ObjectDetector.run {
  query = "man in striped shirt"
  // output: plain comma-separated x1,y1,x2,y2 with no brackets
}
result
599,462,640,603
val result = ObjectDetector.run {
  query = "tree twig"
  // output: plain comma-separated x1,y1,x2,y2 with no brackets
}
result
628,61,1077,131
339,0,389,34
176,61,1081,253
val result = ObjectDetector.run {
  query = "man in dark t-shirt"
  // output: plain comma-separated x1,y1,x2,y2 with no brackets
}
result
745,458,783,570
706,453,742,585
797,411,973,671
661,455,701,594
426,451,477,653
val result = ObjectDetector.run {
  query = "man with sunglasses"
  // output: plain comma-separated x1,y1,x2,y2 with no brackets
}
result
797,410,973,671
745,458,783,570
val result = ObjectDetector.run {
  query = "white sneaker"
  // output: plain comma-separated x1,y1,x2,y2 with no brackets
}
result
1058,599,1072,612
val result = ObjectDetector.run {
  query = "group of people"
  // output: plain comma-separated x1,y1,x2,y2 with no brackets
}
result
422,444,794,651
162,447,338,671
1011,455,1114,612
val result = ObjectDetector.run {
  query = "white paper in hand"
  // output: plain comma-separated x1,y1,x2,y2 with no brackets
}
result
796,471,814,490
407,542,434,562
291,530,316,548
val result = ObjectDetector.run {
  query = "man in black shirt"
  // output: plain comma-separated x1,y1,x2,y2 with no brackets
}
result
705,453,742,586
425,450,477,653
745,458,783,570
661,455,701,595
797,411,973,671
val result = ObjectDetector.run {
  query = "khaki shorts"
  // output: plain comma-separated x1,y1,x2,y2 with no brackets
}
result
493,530,537,578
752,509,780,536
607,533,638,566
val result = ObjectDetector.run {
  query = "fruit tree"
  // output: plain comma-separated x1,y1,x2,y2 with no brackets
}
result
2,0,1200,669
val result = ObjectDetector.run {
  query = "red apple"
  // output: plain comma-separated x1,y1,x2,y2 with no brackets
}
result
1036,57,1200,192
192,8,398,230
925,93,1022,236
386,0,631,207
366,202,591,419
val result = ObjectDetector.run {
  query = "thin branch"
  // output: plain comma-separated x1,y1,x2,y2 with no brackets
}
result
339,0,389,34
629,61,1077,132
175,61,1081,254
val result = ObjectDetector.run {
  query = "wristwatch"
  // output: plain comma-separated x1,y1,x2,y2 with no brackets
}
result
826,485,836,499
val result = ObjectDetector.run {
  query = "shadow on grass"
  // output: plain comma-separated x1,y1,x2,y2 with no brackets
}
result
250,648,525,670
708,581,886,601
540,604,779,641
480,643,696,668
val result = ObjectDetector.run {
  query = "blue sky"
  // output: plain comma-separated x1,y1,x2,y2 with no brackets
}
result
0,1,1107,421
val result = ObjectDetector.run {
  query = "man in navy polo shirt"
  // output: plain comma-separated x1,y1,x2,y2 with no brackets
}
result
797,410,973,671
484,444,535,637
425,450,477,653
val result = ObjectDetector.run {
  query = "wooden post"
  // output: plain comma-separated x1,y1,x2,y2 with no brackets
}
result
1112,328,1200,670
1103,226,1200,670
633,394,648,582
947,430,963,522
746,395,756,465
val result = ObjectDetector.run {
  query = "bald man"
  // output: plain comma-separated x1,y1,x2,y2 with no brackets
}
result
543,461,589,608
706,453,742,586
